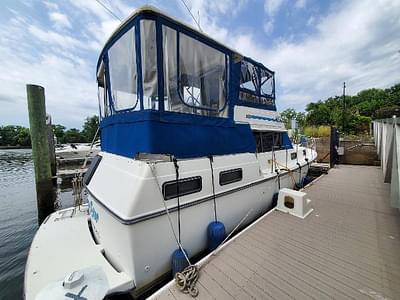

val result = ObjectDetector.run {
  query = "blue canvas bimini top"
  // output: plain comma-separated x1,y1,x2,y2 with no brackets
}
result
96,6,288,159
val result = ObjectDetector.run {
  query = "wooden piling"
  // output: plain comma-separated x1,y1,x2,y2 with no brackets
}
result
26,84,55,223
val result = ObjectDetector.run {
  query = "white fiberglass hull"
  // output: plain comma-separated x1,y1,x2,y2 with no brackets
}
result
25,146,316,299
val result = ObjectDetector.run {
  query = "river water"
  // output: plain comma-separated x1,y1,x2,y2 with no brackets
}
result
0,149,75,300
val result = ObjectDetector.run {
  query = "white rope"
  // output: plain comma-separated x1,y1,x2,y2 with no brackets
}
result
148,162,191,265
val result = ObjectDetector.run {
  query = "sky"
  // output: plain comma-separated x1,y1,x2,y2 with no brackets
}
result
0,0,399,129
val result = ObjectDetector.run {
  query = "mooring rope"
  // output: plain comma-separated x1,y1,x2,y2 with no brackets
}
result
149,162,200,297
175,265,199,297
209,156,218,222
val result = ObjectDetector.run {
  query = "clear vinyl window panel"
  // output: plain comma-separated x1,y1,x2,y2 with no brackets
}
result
253,131,283,153
163,26,228,118
97,65,110,118
140,20,158,110
108,27,139,111
260,68,274,98
240,61,258,92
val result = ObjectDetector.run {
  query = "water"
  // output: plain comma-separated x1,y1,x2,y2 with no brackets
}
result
0,149,75,300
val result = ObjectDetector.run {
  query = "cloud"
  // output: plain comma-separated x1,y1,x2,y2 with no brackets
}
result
0,0,399,129
263,20,274,34
186,0,400,112
263,0,286,34
266,0,400,109
49,12,72,29
264,0,285,17
295,0,307,9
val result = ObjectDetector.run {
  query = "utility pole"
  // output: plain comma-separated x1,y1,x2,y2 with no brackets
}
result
342,82,346,133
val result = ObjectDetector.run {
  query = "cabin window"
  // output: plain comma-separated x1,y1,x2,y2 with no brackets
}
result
98,86,105,119
162,176,202,200
108,27,139,111
260,68,274,98
97,62,110,119
239,59,275,106
141,20,158,110
240,61,258,92
291,152,297,160
163,26,228,118
253,132,283,153
219,168,243,186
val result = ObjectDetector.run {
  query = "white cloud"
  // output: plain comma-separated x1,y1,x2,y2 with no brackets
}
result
0,0,399,129
49,12,72,29
263,20,274,34
191,0,400,111
264,0,285,17
295,0,307,9
263,0,286,34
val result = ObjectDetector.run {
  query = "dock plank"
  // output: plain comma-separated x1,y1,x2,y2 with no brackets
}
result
152,165,400,299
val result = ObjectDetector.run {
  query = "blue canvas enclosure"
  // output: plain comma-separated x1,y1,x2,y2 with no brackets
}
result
96,8,285,158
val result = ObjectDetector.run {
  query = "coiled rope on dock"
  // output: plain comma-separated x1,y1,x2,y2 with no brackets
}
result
175,265,199,297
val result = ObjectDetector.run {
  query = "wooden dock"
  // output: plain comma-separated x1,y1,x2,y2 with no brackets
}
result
151,165,400,299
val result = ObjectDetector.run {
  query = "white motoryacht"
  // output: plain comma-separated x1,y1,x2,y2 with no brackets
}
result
24,6,317,300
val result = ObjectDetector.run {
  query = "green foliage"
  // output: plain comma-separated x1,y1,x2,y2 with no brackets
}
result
64,128,84,143
0,126,31,147
281,108,306,129
1,115,99,147
304,83,399,134
81,116,99,143
373,106,400,119
303,126,331,137
52,124,66,144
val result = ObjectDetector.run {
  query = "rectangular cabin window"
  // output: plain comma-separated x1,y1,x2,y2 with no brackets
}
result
162,176,202,200
163,25,228,118
253,132,283,153
141,20,158,110
291,152,297,160
219,169,243,186
108,27,139,111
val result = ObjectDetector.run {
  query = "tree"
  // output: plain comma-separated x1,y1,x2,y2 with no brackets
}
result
81,115,99,143
52,124,66,144
64,128,83,143
16,127,31,146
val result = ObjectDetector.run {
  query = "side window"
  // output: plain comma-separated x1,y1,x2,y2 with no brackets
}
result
108,27,139,111
163,26,228,118
240,61,258,92
291,153,297,160
141,20,158,110
253,132,283,152
162,176,202,200
219,169,243,186
260,68,274,98
253,131,262,153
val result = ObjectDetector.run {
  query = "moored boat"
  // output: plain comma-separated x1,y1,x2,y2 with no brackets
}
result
24,6,316,299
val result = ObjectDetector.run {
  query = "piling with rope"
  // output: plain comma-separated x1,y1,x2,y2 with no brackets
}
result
26,84,56,224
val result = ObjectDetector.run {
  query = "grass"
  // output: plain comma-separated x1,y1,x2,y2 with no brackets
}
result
303,125,331,137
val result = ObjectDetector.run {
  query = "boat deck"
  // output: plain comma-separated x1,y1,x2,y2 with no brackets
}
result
151,165,400,299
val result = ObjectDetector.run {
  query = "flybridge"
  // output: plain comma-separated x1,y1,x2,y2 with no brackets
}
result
96,6,281,159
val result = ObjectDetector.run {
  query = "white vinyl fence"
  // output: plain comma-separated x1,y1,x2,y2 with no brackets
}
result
373,117,400,209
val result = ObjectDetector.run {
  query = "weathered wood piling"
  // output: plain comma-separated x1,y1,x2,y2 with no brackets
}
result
26,84,56,223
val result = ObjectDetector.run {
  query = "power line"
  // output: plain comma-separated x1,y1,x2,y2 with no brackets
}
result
179,0,202,32
95,0,122,21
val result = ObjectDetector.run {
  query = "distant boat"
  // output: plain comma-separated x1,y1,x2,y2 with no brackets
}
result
24,6,317,300
55,142,100,161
